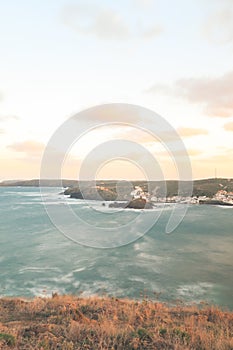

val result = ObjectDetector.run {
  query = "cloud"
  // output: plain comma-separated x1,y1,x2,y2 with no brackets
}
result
145,84,173,95
0,115,20,122
200,150,233,164
62,4,130,39
62,3,162,40
155,148,203,158
8,140,45,157
119,126,207,143
134,0,154,7
90,10,130,40
175,72,233,117
0,158,41,179
147,71,233,117
224,121,233,131
203,6,233,45
0,116,20,137
107,125,208,145
83,104,141,123
177,127,208,137
108,125,156,144
142,25,163,39
187,149,204,157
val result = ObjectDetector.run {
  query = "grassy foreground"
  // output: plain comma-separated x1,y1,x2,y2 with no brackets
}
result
0,295,233,349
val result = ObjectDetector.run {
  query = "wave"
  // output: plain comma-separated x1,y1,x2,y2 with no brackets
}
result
19,267,61,274
217,205,233,209
177,282,214,300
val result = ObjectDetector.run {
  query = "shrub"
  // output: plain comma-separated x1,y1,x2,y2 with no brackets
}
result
0,333,16,346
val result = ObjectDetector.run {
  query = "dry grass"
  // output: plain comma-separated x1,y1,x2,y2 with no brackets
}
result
0,295,233,349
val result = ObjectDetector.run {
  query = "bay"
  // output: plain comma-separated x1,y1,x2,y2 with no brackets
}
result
0,187,232,309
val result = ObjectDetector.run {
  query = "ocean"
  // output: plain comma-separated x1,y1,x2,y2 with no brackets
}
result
0,187,232,309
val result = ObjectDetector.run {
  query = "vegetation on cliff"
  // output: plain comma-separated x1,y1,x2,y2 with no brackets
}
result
65,186,118,201
0,295,232,349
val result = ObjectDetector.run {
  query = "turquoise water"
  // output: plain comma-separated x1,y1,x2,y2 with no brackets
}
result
0,187,232,309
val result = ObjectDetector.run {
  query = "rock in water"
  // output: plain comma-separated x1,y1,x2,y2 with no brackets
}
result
109,198,154,209
126,198,153,209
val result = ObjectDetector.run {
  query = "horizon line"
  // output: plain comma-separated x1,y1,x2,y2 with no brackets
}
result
1,177,233,183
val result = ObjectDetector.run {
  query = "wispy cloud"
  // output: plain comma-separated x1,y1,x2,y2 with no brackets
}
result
62,5,129,40
146,71,233,117
92,125,208,148
8,140,45,157
187,149,204,157
202,3,233,45
200,149,233,163
134,0,154,7
157,148,203,158
0,115,20,122
175,72,233,117
224,121,233,131
142,25,163,39
177,127,208,137
62,2,162,40
82,105,141,123
106,125,208,145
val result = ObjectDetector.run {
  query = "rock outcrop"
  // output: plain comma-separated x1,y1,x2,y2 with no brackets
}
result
109,198,154,209
65,186,118,201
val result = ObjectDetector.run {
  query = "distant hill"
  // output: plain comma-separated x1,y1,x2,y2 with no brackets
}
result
0,179,78,188
191,178,233,197
1,178,233,197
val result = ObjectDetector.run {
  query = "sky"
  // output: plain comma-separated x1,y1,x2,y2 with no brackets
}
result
0,0,233,180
